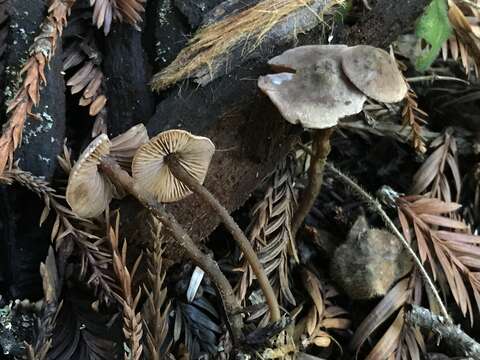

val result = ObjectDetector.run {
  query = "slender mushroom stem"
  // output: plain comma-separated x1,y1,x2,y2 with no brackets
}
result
166,156,281,322
292,127,335,236
98,157,244,342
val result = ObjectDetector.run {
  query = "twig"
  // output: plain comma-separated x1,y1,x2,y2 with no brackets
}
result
405,305,480,359
99,158,244,343
324,162,451,322
406,74,470,85
167,157,281,322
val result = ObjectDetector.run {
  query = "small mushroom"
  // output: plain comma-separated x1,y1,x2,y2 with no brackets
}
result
69,130,245,341
66,125,149,218
132,129,214,203
110,123,149,170
259,46,367,234
66,134,114,218
341,45,408,103
132,129,281,322
260,45,408,234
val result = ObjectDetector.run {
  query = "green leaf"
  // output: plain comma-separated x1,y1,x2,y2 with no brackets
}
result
415,0,452,71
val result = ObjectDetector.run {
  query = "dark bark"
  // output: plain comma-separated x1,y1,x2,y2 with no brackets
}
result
0,0,65,300
173,0,224,29
103,23,155,136
5,0,66,179
337,0,430,48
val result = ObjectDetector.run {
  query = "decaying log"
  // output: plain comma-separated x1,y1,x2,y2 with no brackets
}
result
0,0,65,299
104,23,155,136
146,0,432,259
405,305,480,360
4,0,66,179
337,0,431,47
173,0,223,29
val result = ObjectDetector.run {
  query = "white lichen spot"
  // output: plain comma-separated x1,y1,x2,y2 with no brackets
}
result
38,154,51,164
158,0,173,26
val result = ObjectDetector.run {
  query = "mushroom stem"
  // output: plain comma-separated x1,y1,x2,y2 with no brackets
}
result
292,127,335,236
166,156,282,322
98,157,244,342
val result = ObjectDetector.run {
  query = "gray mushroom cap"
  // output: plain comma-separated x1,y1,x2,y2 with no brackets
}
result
132,129,215,203
66,134,113,218
110,123,149,170
258,54,366,129
268,44,348,72
341,45,408,103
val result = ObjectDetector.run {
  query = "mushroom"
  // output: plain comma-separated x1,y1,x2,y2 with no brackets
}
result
110,123,150,170
341,45,408,103
66,134,114,218
66,124,149,218
259,45,407,235
132,129,281,322
67,128,245,342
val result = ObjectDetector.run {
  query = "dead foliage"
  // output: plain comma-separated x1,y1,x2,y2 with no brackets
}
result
402,86,428,154
90,0,145,34
172,280,223,358
142,216,172,360
411,130,461,202
294,269,350,353
25,248,62,360
63,10,107,136
397,195,480,325
108,213,143,360
0,0,76,175
443,0,480,77
351,274,425,360
0,148,118,305
237,155,299,310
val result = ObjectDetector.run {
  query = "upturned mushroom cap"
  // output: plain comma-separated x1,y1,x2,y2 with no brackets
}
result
132,129,215,203
110,124,149,170
66,134,113,218
341,45,408,103
258,56,366,129
268,44,348,72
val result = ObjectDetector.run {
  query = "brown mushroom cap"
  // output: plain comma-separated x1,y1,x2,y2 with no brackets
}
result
341,45,408,103
110,124,149,170
66,134,113,218
132,129,215,203
268,44,348,72
258,55,366,129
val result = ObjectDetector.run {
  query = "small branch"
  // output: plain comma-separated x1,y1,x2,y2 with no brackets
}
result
406,75,470,85
325,162,451,322
99,158,244,343
167,157,281,322
405,305,480,359
292,127,335,236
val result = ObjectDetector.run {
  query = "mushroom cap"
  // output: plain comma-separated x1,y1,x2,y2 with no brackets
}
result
341,45,408,103
268,44,348,72
66,134,113,218
258,56,366,129
110,124,149,170
132,129,215,203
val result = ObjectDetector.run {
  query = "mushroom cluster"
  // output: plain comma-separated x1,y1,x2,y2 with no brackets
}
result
65,126,282,342
258,45,408,234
